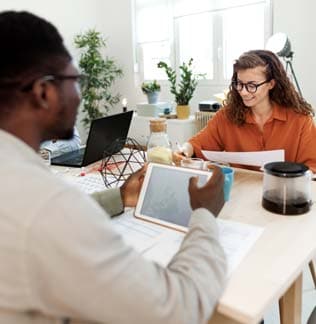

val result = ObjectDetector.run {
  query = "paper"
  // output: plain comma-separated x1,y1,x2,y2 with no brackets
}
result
111,210,165,253
143,219,263,277
202,149,284,167
217,219,264,276
113,210,264,276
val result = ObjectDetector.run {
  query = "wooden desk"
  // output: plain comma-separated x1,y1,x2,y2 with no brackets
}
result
209,169,316,324
54,164,315,323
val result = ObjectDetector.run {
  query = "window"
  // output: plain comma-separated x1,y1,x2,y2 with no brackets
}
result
176,12,214,79
134,0,272,84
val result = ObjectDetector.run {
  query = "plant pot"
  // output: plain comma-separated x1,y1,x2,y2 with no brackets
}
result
147,92,159,104
176,105,190,119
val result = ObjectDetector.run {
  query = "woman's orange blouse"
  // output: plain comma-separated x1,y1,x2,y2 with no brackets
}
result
189,104,316,172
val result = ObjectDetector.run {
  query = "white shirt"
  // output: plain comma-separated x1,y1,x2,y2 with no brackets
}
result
0,129,226,324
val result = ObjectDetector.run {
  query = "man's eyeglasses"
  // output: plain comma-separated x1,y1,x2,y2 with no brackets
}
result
231,79,271,94
20,74,86,92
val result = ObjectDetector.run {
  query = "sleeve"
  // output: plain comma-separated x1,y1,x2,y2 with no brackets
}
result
26,190,227,324
90,187,124,216
189,109,225,158
40,127,81,158
296,116,316,173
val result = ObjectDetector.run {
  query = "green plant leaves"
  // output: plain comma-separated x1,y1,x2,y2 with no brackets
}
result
157,58,203,105
74,29,123,128
141,80,161,94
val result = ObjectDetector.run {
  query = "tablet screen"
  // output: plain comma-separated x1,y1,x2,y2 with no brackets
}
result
135,163,211,231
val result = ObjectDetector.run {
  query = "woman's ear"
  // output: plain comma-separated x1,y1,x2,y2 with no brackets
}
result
269,79,276,90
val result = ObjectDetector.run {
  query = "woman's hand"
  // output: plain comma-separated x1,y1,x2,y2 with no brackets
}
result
172,151,186,166
173,142,194,166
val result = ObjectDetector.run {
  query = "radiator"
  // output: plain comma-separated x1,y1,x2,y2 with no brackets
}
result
195,111,215,132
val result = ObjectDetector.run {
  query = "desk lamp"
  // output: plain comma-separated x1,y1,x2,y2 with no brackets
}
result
265,32,302,96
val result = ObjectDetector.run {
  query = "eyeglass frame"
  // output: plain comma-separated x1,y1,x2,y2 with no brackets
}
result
20,74,86,92
231,78,272,94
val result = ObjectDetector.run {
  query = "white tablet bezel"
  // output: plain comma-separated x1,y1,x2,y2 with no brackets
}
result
134,162,212,232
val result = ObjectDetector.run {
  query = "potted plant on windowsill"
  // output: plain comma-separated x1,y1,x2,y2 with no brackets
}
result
141,80,161,104
157,58,203,119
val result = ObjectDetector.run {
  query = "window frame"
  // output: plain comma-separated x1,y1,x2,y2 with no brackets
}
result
134,0,273,87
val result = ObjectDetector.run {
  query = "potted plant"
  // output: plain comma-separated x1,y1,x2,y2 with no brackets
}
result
157,58,203,119
141,80,161,104
74,29,123,128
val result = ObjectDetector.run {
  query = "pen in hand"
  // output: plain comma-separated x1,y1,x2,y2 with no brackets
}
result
175,141,188,157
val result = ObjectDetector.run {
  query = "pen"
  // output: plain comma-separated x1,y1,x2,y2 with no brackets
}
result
175,141,188,157
175,141,182,153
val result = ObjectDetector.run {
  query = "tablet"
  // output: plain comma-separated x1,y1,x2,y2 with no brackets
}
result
135,163,212,232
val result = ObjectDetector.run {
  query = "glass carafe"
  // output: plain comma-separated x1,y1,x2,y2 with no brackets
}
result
147,118,172,165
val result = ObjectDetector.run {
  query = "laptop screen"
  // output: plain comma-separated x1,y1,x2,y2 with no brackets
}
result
82,111,133,165
51,111,133,167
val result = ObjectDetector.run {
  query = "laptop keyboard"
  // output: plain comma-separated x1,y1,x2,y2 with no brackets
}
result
51,148,84,165
69,173,106,194
64,155,83,164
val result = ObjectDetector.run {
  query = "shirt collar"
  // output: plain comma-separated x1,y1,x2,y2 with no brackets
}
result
245,103,287,124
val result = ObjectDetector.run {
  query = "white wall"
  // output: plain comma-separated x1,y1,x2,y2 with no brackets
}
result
272,0,316,108
95,0,137,114
1,0,315,140
0,0,99,57
0,0,100,141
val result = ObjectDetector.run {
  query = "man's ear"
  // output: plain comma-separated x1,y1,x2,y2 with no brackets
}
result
31,78,55,110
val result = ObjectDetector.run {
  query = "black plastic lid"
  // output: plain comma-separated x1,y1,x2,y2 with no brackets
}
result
264,162,309,178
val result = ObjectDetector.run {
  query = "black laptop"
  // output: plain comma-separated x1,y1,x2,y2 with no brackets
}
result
51,111,133,167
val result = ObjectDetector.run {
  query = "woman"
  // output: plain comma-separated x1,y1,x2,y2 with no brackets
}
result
177,50,316,172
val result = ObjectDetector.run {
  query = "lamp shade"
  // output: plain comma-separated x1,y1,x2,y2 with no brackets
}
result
266,32,292,58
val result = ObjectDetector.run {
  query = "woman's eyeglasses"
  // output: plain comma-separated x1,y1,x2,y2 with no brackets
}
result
231,79,271,93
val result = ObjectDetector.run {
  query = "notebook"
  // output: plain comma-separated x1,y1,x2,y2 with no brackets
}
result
51,111,133,167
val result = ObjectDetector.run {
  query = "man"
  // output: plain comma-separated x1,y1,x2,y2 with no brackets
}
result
0,11,227,324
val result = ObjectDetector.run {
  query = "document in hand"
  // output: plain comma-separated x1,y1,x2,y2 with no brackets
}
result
201,149,285,167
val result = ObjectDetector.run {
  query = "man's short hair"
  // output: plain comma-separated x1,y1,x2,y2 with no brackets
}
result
0,11,71,103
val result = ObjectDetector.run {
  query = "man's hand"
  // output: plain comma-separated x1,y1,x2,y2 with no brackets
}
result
120,164,147,207
188,165,225,217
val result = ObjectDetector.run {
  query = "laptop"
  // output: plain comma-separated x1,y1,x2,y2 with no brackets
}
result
51,111,133,167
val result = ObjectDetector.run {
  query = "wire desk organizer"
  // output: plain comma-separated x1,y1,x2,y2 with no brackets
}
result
100,137,147,188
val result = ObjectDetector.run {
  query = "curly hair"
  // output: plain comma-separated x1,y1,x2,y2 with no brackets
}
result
225,49,314,125
0,11,71,110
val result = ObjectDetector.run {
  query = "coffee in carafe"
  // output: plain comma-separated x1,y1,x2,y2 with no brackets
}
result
262,162,312,215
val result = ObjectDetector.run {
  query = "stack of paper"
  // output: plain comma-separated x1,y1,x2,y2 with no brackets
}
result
202,149,284,167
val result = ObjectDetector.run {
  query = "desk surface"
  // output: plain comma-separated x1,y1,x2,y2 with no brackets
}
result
53,164,315,324
211,169,316,324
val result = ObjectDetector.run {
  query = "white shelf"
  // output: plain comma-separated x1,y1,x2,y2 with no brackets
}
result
128,113,196,149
